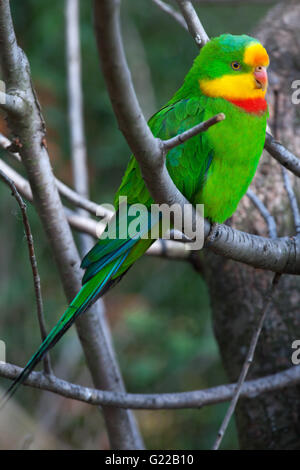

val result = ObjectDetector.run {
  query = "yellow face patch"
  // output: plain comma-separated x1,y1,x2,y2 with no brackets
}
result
243,43,269,68
199,43,269,101
200,73,267,100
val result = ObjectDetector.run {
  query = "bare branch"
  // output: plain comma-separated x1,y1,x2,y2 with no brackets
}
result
56,178,112,218
0,153,109,244
208,225,300,274
0,92,26,115
247,189,277,239
0,132,21,159
281,167,300,235
151,0,188,30
272,88,300,236
265,133,300,178
0,358,299,410
65,0,101,249
0,168,51,375
0,133,111,218
65,0,89,202
163,113,225,151
0,158,32,199
176,0,209,47
212,273,281,450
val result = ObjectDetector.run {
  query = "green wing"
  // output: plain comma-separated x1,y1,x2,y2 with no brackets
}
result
115,95,214,207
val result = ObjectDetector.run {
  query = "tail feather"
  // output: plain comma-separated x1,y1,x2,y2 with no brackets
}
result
0,252,129,408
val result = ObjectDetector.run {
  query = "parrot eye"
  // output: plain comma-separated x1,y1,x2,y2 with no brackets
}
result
231,61,241,70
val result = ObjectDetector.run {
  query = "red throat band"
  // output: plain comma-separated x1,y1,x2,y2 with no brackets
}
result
228,97,267,113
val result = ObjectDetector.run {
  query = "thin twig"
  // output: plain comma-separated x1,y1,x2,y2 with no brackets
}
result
163,113,225,151
151,0,188,30
0,92,26,115
0,132,112,218
272,88,300,235
247,189,277,239
281,167,300,234
65,0,102,249
176,0,209,47
265,133,300,178
273,86,280,142
212,273,281,450
0,169,52,375
65,0,89,202
1,355,299,410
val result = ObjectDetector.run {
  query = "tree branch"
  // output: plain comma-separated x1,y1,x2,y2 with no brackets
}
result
1,360,299,410
247,189,277,239
65,0,89,203
0,168,52,375
176,0,209,47
281,167,300,235
0,131,111,218
151,0,188,30
212,273,281,450
0,92,26,115
163,113,225,151
265,133,300,178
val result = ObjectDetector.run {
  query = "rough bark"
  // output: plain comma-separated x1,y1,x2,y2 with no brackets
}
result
204,0,300,450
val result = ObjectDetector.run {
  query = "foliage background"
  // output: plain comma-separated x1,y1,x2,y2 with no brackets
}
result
0,0,277,450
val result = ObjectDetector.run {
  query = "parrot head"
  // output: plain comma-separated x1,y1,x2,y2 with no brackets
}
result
195,34,269,112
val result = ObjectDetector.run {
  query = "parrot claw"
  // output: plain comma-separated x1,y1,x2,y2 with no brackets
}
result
207,222,220,243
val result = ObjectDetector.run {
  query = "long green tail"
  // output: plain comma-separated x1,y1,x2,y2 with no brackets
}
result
0,252,129,408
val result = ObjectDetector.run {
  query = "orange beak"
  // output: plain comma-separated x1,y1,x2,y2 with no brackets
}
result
254,66,268,91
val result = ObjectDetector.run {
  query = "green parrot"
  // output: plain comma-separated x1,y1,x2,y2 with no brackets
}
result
1,34,269,405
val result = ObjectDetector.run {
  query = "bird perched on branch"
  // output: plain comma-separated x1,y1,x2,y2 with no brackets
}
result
1,33,269,405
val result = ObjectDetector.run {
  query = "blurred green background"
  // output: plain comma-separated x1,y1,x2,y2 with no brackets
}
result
0,0,277,450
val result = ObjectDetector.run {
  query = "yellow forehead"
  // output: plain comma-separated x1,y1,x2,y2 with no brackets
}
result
243,43,269,68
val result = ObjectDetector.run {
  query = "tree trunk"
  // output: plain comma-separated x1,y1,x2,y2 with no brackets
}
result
203,0,300,450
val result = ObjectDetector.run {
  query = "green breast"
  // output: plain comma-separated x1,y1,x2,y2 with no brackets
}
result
198,98,267,223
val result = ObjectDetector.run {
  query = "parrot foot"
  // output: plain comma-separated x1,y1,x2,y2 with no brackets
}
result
207,222,220,243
